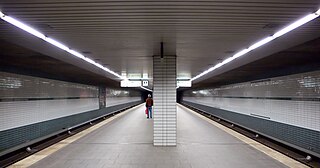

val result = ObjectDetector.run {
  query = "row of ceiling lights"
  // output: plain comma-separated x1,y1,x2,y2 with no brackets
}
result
0,10,124,80
189,8,320,82
1,8,319,90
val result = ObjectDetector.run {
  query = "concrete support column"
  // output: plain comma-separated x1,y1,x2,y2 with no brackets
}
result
98,86,106,109
153,55,177,146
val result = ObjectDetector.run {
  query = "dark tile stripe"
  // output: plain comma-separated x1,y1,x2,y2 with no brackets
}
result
191,96,320,101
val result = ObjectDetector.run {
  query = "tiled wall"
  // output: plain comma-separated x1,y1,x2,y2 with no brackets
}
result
0,72,99,132
0,99,99,131
182,70,320,157
0,72,142,156
105,88,141,107
153,56,177,146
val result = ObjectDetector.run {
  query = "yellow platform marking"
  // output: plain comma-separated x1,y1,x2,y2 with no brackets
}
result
8,104,143,168
177,104,309,168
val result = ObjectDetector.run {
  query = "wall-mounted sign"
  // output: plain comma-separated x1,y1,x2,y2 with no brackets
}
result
142,81,149,86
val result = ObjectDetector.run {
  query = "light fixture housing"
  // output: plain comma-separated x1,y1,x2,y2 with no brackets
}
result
1,14,46,40
44,37,69,51
0,11,5,17
273,13,319,39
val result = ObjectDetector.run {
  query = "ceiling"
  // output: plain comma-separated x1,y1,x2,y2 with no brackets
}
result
0,0,320,89
191,37,320,89
0,39,119,87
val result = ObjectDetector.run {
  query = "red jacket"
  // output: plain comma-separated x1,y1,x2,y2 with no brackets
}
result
146,98,153,107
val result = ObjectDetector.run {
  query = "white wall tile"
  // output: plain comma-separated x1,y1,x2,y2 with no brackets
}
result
153,56,177,146
183,70,320,132
0,98,98,131
105,97,141,107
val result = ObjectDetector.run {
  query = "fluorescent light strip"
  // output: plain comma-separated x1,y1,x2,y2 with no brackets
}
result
44,37,69,51
273,13,319,38
127,77,150,80
140,86,153,92
1,14,45,40
247,36,275,51
68,50,85,59
0,11,5,17
190,8,320,82
0,11,124,80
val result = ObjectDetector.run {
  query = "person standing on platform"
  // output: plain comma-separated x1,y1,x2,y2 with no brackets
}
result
146,94,153,119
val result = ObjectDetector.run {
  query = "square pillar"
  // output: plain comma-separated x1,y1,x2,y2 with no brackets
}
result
153,55,177,146
98,86,106,109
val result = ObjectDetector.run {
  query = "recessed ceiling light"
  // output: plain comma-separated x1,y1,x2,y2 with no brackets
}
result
82,51,92,54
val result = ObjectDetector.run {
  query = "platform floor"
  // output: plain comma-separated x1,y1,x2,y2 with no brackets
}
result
28,104,288,168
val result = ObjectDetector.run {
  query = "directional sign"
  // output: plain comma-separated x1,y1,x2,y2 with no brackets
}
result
121,80,141,87
177,80,192,87
142,81,149,86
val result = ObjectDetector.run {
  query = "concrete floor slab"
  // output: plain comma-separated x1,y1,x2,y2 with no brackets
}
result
28,104,289,168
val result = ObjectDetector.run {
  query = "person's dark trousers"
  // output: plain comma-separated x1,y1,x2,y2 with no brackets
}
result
148,107,152,118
